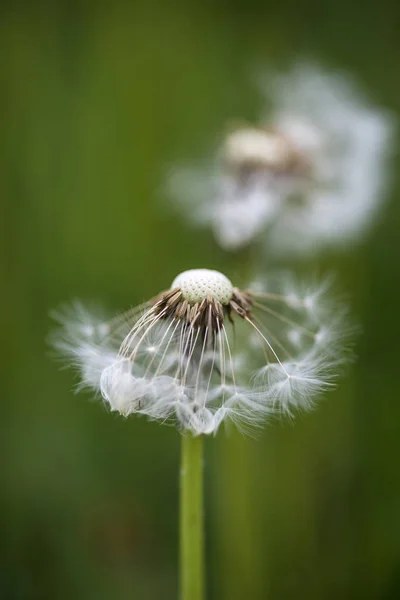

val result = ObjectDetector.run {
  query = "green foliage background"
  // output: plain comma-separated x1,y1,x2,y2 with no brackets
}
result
1,1,400,598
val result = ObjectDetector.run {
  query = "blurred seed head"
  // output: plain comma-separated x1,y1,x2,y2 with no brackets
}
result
166,63,395,256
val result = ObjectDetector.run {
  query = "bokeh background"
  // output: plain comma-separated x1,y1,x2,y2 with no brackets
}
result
2,1,400,599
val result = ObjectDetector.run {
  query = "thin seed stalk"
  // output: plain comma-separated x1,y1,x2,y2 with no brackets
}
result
180,434,205,600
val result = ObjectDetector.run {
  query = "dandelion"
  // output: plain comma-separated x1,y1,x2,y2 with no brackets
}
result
52,268,349,435
51,268,351,600
166,64,394,255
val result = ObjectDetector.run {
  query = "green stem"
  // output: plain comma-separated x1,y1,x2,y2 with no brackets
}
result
180,433,205,600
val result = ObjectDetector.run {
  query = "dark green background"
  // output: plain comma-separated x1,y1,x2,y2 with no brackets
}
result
2,1,400,598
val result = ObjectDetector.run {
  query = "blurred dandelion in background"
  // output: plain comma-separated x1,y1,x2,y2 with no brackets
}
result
51,268,350,436
167,63,395,256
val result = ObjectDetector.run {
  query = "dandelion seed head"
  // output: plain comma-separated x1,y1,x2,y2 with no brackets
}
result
165,63,394,254
51,270,352,435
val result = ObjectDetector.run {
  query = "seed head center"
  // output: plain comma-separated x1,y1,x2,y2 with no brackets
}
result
171,269,233,305
224,127,291,167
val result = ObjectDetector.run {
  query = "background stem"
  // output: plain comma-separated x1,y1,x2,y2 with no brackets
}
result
180,434,205,600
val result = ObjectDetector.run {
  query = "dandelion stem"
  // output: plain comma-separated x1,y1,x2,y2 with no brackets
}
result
180,433,205,600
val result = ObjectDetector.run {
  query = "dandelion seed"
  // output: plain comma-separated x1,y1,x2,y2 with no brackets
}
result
166,64,394,254
51,269,350,435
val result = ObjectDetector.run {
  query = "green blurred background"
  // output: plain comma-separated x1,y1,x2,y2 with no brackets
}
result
2,1,400,598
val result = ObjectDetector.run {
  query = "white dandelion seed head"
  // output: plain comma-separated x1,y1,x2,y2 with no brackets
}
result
51,271,352,436
171,269,233,305
165,63,394,254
